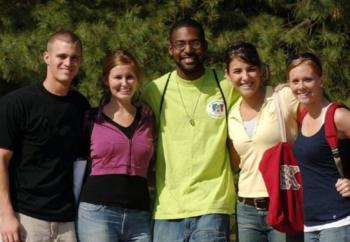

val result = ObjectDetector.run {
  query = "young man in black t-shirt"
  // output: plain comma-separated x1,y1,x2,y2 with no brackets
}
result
0,31,89,242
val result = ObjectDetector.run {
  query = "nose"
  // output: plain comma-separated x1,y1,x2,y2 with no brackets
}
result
64,57,72,66
241,71,249,82
183,43,194,53
296,80,305,89
120,77,128,85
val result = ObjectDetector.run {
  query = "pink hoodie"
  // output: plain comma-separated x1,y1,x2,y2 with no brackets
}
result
89,110,154,178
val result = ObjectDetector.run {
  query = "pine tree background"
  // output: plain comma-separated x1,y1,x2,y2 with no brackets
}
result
1,1,348,240
1,0,349,106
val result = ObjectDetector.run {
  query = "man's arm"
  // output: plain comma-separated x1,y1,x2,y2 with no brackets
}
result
227,140,240,173
0,148,21,242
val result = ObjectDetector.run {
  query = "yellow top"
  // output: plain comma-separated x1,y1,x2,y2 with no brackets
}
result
228,86,298,198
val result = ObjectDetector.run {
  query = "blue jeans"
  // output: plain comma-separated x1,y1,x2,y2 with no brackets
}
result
153,214,230,242
304,225,350,242
237,201,286,242
77,202,152,242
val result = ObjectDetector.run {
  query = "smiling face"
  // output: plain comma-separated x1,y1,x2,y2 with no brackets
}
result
44,39,82,87
288,63,323,105
105,64,138,102
226,57,262,99
168,26,207,80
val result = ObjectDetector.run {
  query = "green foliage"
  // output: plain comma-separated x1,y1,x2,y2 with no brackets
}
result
0,0,349,106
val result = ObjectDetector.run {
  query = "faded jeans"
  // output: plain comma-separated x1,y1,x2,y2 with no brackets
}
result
237,200,286,242
153,214,230,242
304,224,350,242
77,202,151,242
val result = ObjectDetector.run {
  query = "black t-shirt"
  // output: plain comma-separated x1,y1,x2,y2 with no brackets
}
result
79,108,150,211
0,83,90,222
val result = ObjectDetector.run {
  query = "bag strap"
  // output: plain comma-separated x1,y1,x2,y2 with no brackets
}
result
159,72,171,116
274,92,287,142
324,103,345,178
324,103,340,148
159,70,228,122
212,69,228,122
297,107,307,127
298,102,346,178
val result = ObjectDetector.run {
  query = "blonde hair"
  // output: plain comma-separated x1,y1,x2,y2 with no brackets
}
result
287,52,322,77
47,30,82,52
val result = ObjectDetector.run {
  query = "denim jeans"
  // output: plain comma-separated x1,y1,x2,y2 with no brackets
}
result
153,214,230,242
304,224,350,242
77,202,152,242
237,200,286,242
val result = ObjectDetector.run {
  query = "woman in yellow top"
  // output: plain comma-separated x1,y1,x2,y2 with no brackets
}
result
225,42,302,242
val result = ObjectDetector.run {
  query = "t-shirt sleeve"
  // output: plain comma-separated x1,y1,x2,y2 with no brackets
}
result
140,80,162,117
0,95,23,150
228,84,240,110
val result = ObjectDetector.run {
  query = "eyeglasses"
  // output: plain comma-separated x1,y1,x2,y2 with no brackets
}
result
172,40,202,50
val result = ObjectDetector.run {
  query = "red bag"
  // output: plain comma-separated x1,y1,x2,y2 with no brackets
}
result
259,93,304,234
259,142,304,234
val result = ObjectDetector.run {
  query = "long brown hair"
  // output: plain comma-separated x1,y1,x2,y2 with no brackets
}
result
101,49,141,105
225,42,269,85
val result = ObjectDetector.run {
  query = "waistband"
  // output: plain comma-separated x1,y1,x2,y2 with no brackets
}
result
238,197,269,210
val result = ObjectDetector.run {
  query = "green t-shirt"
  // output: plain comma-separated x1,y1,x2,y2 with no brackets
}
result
141,68,240,219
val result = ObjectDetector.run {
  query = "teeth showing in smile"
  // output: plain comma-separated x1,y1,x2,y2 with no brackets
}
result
182,57,195,64
240,83,254,89
118,88,132,94
297,92,309,99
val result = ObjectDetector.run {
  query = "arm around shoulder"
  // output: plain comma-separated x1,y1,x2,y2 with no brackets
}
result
227,140,240,173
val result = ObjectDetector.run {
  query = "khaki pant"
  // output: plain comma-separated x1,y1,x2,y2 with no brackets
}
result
1,213,76,242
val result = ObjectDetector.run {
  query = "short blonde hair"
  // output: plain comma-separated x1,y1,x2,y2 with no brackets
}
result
47,30,82,53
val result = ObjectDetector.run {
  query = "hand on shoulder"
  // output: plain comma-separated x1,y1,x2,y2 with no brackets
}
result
274,83,290,93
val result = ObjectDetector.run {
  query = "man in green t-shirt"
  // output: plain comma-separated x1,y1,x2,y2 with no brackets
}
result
142,18,239,242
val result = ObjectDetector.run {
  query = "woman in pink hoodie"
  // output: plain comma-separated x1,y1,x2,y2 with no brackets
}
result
77,50,155,242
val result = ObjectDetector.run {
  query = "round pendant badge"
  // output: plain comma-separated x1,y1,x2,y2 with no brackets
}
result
207,100,225,119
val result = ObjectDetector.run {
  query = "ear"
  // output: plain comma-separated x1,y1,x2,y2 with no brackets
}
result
43,51,50,65
202,40,208,51
224,68,229,80
168,42,174,57
319,75,324,87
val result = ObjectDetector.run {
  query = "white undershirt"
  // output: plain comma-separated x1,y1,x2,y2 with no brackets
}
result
243,118,257,138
